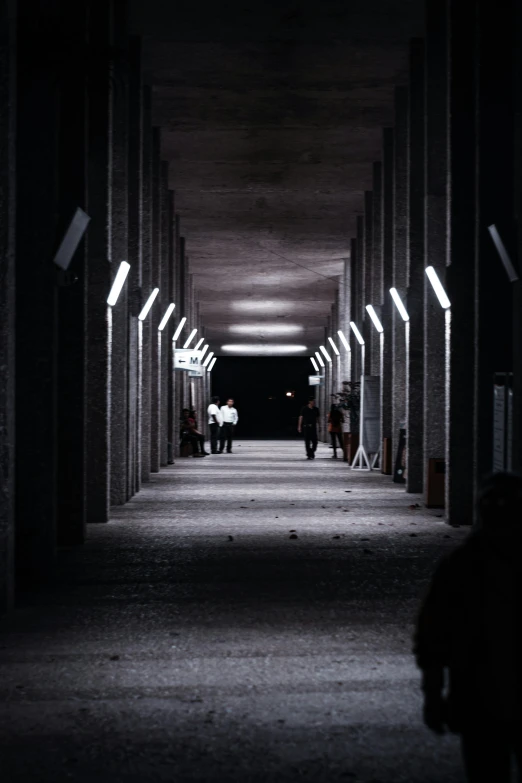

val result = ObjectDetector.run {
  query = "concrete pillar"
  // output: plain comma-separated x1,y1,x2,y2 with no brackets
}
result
474,0,515,488
514,0,522,474
350,236,360,381
85,2,112,523
381,128,394,458
371,162,383,377
150,127,162,474
110,0,129,506
140,86,153,482
362,191,373,375
0,0,16,612
339,256,351,382
56,0,88,545
15,0,60,576
406,38,426,494
391,86,409,481
160,163,170,467
445,0,478,522
127,36,143,497
423,1,449,503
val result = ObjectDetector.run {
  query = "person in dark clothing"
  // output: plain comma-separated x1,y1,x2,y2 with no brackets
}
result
414,472,522,783
297,398,320,459
181,408,208,456
327,404,344,458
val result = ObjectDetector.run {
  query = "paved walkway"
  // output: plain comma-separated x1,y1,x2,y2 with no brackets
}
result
0,441,466,782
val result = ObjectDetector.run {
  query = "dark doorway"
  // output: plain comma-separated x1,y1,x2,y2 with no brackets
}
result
211,357,312,438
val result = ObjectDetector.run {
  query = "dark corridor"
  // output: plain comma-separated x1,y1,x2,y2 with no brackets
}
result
211,357,312,438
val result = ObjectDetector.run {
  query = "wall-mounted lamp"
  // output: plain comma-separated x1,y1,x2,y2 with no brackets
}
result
202,351,214,368
349,321,365,345
320,345,332,363
194,337,205,350
365,304,384,333
107,261,131,306
389,288,409,321
207,357,217,371
328,337,340,355
172,317,187,341
425,266,451,309
183,328,198,349
138,287,159,321
337,330,351,351
310,356,319,372
200,344,209,359
158,303,175,331
315,351,325,368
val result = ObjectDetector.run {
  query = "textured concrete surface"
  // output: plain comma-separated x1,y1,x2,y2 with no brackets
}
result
0,441,466,782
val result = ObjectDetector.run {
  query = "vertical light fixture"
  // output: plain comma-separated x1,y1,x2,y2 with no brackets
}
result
337,330,351,351
138,287,159,320
202,351,214,368
425,266,451,309
327,337,340,355
172,317,187,341
208,357,217,371
319,345,332,363
200,343,209,359
158,302,175,331
389,288,409,321
107,261,131,306
194,337,204,350
315,351,325,368
310,356,319,372
183,328,198,349
349,321,365,345
365,305,384,333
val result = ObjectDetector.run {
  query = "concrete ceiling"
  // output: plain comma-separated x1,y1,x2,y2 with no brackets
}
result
129,1,424,356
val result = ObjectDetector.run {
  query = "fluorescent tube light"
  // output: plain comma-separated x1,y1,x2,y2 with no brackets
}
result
365,304,384,333
389,288,409,321
425,266,451,309
310,357,319,372
138,287,159,321
158,303,175,331
337,330,351,351
183,328,198,349
200,344,209,359
107,261,131,306
320,345,332,363
328,337,340,355
202,351,214,368
349,321,365,345
208,357,217,371
194,337,204,350
172,317,187,341
315,351,325,368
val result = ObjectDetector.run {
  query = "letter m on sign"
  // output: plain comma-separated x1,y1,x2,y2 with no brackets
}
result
190,356,199,365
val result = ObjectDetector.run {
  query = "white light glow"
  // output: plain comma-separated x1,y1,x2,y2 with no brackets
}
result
208,357,217,371
286,391,292,397
194,337,204,350
389,288,410,321
350,321,365,345
183,328,198,349
310,357,319,372
320,345,332,363
337,330,351,351
315,351,325,368
158,302,175,331
228,323,303,335
231,301,296,313
172,317,187,341
425,266,451,309
220,344,308,355
203,351,214,368
107,261,130,306
327,337,340,355
138,287,159,321
365,304,384,333
200,344,209,359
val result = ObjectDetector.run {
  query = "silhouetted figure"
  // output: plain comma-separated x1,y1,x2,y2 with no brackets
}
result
180,408,208,456
414,472,522,782
297,398,320,459
328,404,344,458
207,396,223,454
219,398,239,453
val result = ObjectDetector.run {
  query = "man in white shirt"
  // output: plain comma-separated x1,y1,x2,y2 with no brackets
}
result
219,398,239,454
207,396,223,454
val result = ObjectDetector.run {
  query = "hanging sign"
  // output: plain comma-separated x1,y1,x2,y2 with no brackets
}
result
174,349,202,372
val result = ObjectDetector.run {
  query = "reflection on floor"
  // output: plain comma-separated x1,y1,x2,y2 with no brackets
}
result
0,441,466,782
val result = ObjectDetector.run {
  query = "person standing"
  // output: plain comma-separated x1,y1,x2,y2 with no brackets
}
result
327,404,344,459
219,398,239,453
297,398,320,459
207,396,223,454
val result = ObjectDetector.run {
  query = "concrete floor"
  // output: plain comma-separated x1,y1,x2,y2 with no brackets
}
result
0,441,467,782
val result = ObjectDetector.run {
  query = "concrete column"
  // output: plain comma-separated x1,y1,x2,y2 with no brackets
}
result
150,127,162,473
514,0,522,474
169,213,180,459
110,0,129,506
160,163,170,467
406,38,426,494
350,236,360,381
339,256,351,382
85,2,112,522
362,191,373,376
140,86,153,482
127,36,143,497
445,0,478,522
381,128,394,458
474,0,515,489
391,86,409,481
423,1,449,504
15,0,60,576
371,162,383,376
0,0,16,612
56,0,89,545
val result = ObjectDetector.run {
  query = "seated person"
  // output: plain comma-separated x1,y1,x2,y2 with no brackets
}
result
180,409,208,456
